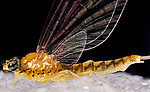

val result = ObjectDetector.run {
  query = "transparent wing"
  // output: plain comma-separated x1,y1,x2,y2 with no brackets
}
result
67,0,128,50
84,0,128,50
36,0,128,64
53,31,87,64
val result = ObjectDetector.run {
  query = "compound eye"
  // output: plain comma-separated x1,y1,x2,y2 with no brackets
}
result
8,60,18,71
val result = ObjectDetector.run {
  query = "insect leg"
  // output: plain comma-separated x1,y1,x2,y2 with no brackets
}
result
52,70,91,84
13,71,25,84
92,72,114,87
92,72,123,90
65,70,93,84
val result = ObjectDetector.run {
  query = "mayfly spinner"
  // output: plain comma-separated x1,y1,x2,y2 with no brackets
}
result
2,0,150,83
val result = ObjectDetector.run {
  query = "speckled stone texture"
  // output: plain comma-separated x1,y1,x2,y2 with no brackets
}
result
0,71,149,92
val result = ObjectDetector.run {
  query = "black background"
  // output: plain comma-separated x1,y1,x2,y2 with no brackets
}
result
1,0,150,77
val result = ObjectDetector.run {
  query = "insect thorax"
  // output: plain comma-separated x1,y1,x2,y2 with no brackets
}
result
17,52,63,83
20,52,60,71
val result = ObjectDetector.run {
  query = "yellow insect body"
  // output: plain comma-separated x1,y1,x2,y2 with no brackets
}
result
10,53,143,83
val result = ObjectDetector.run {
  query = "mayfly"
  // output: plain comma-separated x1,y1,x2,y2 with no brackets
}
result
2,0,150,83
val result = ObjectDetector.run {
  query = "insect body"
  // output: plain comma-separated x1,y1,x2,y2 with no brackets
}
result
3,53,144,83
3,0,147,83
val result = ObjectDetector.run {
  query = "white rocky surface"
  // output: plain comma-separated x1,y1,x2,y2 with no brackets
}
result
0,71,149,92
